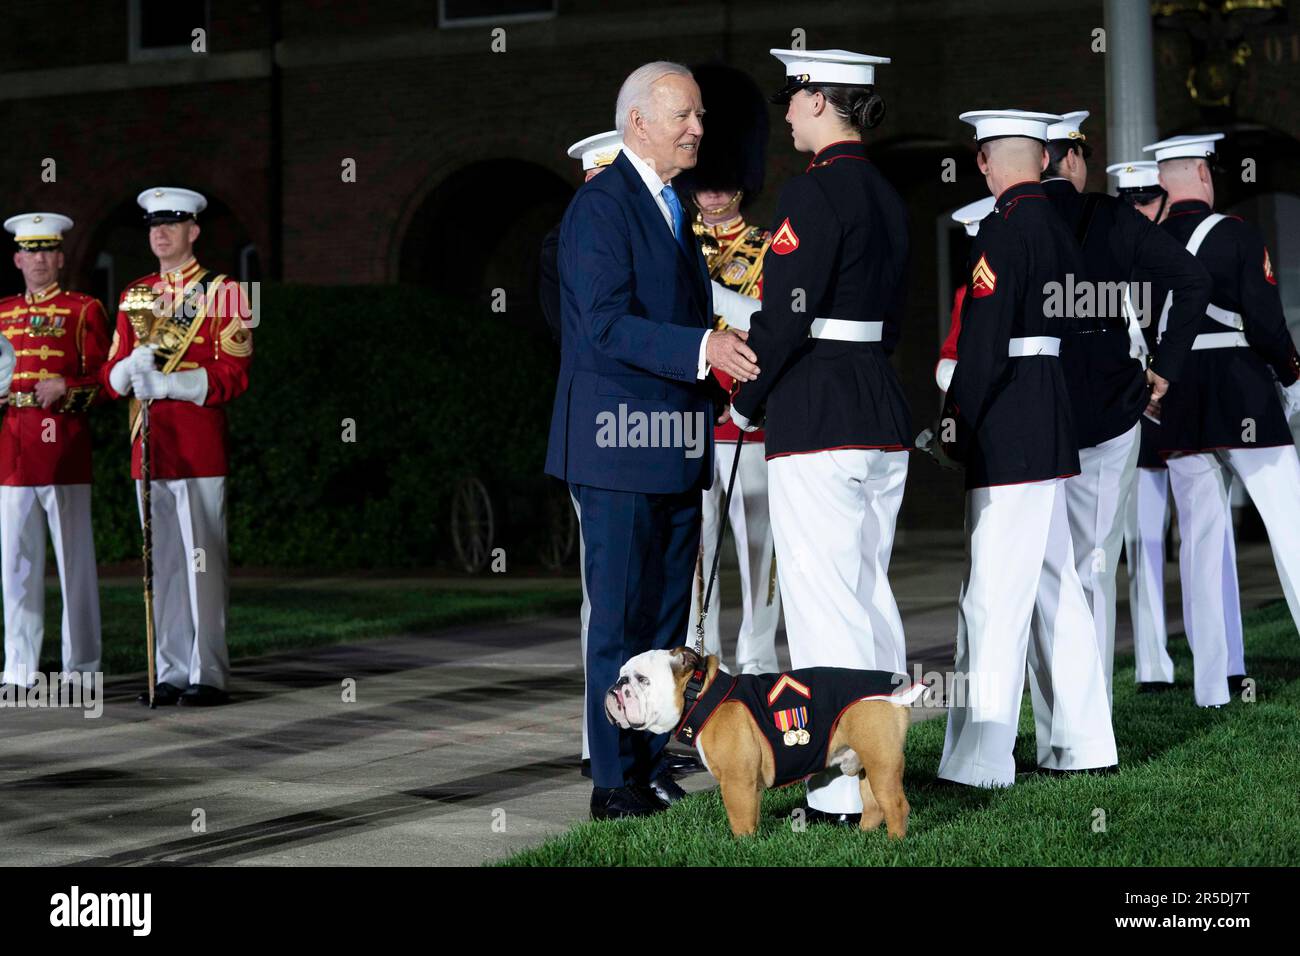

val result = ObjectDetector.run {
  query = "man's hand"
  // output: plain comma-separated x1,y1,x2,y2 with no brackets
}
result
34,376,67,409
706,329,760,383
1146,368,1169,419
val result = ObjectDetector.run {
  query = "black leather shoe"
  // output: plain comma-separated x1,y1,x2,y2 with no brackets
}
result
646,775,687,807
1040,764,1119,778
800,803,861,827
590,785,666,821
1137,681,1175,694
661,751,706,776
137,682,184,706
1227,675,1249,697
177,684,230,707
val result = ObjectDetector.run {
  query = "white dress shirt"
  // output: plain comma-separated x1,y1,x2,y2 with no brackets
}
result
623,145,712,379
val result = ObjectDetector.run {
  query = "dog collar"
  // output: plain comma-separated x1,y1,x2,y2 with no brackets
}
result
674,672,737,748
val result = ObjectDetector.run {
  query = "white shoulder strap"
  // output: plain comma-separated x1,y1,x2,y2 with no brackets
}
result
1185,213,1225,257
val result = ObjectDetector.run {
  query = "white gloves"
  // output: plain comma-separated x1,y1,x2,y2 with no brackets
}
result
0,335,14,398
1280,380,1300,420
729,405,760,432
109,346,157,396
132,367,208,405
710,281,760,332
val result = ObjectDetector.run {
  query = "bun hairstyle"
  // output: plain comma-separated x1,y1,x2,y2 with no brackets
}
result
806,84,886,133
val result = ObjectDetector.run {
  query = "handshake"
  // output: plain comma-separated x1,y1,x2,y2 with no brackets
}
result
706,329,762,431
108,346,209,405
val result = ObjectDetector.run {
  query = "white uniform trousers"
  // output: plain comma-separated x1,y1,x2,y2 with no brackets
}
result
1124,467,1176,684
689,440,780,675
1124,468,1245,685
569,491,592,762
938,479,1117,788
1048,423,1140,702
1168,445,1300,705
136,477,230,690
1,484,102,684
768,448,908,813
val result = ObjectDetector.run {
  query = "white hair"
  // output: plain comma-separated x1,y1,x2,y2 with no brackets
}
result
615,61,693,135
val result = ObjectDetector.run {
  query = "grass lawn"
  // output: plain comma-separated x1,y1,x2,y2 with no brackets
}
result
502,601,1300,866
35,578,581,676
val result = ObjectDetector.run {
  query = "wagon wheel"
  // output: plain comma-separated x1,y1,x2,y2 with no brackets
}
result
450,476,495,573
538,483,578,571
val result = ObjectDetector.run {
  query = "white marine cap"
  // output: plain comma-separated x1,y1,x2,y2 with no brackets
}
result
1142,132,1224,163
1106,160,1161,190
1046,110,1091,152
951,196,996,237
136,186,208,223
4,212,74,249
567,131,623,171
769,49,890,104
959,109,1063,143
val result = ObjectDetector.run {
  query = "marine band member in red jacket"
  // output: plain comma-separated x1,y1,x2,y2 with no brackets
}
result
101,187,252,707
0,212,109,688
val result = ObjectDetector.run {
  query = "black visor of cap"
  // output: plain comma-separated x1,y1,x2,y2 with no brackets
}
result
1118,185,1166,205
16,239,62,250
769,74,810,104
143,210,197,225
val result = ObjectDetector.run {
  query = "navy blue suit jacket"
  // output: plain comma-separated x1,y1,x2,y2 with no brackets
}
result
544,151,716,494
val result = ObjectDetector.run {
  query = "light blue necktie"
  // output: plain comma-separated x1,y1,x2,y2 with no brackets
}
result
661,184,690,254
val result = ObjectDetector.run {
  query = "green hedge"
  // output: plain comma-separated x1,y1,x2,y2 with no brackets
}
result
87,285,559,569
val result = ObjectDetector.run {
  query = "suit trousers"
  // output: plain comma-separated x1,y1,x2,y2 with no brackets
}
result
574,483,699,790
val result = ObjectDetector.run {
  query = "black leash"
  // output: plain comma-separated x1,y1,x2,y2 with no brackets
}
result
683,428,745,707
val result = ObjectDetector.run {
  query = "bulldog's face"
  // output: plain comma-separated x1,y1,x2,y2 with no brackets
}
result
604,648,694,735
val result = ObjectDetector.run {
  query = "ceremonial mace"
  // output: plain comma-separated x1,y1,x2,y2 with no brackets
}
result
120,286,161,709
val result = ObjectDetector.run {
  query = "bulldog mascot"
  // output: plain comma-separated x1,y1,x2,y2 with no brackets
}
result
605,648,925,837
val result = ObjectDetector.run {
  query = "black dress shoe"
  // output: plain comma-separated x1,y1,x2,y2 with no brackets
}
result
661,751,706,776
590,785,667,821
137,682,184,706
1227,675,1249,697
646,775,687,807
177,684,230,707
800,803,861,827
1040,764,1119,778
1137,681,1175,694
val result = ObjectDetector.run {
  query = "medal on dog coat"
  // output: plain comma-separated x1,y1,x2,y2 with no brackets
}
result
675,668,923,786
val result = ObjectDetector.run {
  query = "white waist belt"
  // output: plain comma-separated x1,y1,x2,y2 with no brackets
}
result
1007,336,1061,357
809,318,883,342
1192,331,1249,351
1206,303,1244,331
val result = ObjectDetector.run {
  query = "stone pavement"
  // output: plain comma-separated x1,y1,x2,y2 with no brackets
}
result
0,537,1287,867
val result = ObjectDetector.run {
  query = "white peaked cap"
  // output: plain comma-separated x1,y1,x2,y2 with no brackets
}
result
567,131,623,171
1106,160,1161,189
951,196,996,237
959,109,1063,143
4,212,74,245
1046,110,1089,142
136,186,208,220
1142,133,1224,163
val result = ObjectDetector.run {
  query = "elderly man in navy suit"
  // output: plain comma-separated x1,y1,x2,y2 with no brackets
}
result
546,61,760,820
